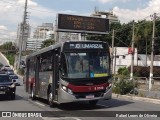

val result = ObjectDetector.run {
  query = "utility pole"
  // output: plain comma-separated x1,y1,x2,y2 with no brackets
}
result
18,0,28,69
114,47,117,76
149,13,156,91
111,29,115,75
130,21,135,80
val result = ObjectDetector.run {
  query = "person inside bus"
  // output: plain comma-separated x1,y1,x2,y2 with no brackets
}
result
89,65,94,77
75,59,82,72
75,57,89,73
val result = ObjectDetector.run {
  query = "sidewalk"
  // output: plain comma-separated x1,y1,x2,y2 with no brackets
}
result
112,93,160,105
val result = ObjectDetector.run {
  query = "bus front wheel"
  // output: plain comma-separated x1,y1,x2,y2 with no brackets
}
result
48,89,54,107
31,88,36,100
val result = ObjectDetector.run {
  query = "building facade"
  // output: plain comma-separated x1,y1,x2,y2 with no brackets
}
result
33,23,53,39
112,47,160,74
91,10,119,23
27,23,54,50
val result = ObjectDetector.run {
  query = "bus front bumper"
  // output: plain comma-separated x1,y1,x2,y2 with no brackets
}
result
58,87,112,104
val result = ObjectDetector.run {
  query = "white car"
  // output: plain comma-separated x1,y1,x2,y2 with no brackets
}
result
10,75,20,86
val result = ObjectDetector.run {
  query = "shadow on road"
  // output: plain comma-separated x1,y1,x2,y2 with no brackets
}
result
0,94,23,101
98,98,134,108
29,97,134,111
29,97,107,110
58,102,106,110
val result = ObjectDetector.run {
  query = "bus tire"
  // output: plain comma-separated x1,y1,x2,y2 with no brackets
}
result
89,100,98,106
48,89,54,107
31,88,36,100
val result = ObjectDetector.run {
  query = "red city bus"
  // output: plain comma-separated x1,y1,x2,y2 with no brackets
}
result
24,40,112,107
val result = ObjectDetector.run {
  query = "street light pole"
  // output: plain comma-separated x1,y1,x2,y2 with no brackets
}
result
149,13,156,91
18,0,28,69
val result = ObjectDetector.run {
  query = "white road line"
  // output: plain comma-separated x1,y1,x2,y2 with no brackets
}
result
35,102,45,107
97,104,108,108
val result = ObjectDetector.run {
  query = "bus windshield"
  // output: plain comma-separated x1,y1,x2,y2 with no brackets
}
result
61,52,109,78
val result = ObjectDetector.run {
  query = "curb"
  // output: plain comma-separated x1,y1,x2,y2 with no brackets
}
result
112,93,160,105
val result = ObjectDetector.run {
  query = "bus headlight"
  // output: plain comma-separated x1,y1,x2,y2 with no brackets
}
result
62,86,67,91
62,85,73,95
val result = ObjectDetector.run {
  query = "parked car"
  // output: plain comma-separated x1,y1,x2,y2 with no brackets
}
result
0,74,16,100
4,65,11,70
9,75,20,86
6,70,14,75
1,65,11,71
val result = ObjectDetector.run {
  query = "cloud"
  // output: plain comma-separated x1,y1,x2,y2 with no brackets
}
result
0,0,38,43
97,0,113,3
17,0,37,7
0,25,8,31
95,0,131,3
113,0,160,23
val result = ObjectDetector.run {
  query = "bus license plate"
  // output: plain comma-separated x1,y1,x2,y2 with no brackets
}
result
0,91,5,94
86,95,94,99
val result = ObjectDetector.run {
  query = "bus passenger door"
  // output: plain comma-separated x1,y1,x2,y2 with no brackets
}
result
25,59,30,92
52,49,60,101
35,57,40,96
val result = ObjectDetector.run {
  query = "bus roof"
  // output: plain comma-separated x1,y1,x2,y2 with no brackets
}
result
26,40,108,59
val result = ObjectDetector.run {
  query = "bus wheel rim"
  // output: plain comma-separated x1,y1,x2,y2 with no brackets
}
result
31,89,34,98
49,93,52,103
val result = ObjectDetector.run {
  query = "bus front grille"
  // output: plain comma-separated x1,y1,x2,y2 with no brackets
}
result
74,90,105,99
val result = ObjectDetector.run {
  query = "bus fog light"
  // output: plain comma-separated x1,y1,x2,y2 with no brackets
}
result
68,89,73,94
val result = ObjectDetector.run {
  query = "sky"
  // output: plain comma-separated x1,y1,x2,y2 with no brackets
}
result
0,0,160,44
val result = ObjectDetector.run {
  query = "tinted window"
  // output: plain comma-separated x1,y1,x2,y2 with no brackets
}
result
11,76,18,79
0,75,12,82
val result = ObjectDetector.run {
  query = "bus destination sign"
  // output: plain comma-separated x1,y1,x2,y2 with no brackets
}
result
69,43,104,49
57,14,109,34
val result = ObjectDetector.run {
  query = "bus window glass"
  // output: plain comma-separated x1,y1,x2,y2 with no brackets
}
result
62,52,109,78
40,53,52,72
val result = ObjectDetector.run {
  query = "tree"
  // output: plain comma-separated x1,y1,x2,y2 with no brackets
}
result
41,39,55,48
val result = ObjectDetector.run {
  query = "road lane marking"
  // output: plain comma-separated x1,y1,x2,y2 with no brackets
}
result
97,104,108,108
35,101,45,107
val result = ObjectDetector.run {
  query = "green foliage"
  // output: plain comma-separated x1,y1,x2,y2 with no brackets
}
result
0,42,16,51
112,77,135,95
86,20,160,55
41,39,55,48
5,53,15,66
17,68,24,75
117,67,130,76
112,67,136,95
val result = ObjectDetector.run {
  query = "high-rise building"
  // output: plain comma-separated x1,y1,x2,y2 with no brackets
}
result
27,23,54,50
33,23,53,39
91,10,119,23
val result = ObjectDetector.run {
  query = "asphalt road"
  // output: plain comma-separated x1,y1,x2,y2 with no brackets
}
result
0,77,160,120
1,52,160,120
